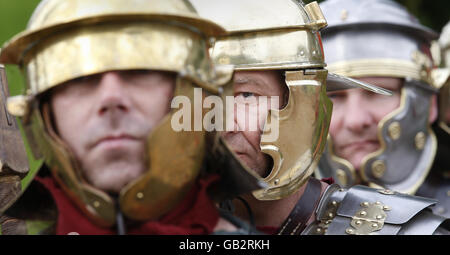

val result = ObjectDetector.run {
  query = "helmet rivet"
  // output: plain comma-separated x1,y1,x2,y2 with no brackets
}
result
414,132,426,150
355,220,362,225
371,160,386,179
299,50,305,56
359,211,367,216
93,201,100,208
331,200,338,206
274,179,280,185
361,202,369,207
388,121,401,140
137,192,144,199
346,228,354,234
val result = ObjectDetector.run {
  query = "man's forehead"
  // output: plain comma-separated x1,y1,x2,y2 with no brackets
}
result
356,76,404,89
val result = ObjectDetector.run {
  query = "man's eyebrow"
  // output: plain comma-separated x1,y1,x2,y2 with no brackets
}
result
234,76,270,90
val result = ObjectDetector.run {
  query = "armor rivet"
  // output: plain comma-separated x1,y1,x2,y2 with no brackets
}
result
388,122,401,140
383,206,391,211
414,132,426,150
136,192,144,199
328,213,334,218
371,160,386,179
312,50,317,55
331,201,338,206
379,189,395,195
361,202,369,207
326,220,332,225
376,215,383,220
340,9,348,21
375,201,381,205
359,211,367,216
274,179,280,185
316,228,322,233
346,228,354,234
355,220,362,225
93,201,100,208
299,50,305,56
339,188,345,192
372,223,378,228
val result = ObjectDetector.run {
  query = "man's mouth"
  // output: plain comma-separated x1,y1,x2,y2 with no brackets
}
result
340,140,379,153
93,134,140,150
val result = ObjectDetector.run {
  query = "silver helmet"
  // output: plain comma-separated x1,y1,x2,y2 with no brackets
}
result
316,0,440,195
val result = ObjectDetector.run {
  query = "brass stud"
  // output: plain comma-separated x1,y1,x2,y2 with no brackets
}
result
340,9,348,21
415,132,426,150
378,189,395,195
371,160,386,179
136,192,144,199
346,228,354,234
93,201,100,208
388,122,401,140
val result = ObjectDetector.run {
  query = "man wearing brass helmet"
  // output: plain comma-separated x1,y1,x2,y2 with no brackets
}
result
315,0,450,218
191,0,450,235
0,0,263,235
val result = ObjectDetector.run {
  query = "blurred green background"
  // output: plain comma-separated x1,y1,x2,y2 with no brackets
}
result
0,0,449,184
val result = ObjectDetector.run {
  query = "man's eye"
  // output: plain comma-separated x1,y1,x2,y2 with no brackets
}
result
327,93,344,99
241,92,255,98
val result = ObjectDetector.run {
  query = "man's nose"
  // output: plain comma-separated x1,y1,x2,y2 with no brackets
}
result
343,93,374,133
96,72,129,115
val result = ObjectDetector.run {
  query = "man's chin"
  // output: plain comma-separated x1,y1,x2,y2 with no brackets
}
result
83,164,146,194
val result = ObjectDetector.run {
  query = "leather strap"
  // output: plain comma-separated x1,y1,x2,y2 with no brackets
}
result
278,178,322,235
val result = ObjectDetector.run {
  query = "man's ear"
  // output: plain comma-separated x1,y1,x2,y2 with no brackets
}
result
428,94,438,123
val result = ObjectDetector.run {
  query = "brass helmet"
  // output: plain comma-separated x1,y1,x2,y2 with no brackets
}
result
191,0,390,201
316,0,440,194
0,0,244,227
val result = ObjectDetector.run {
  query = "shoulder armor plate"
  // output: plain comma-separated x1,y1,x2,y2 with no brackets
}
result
318,185,447,235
